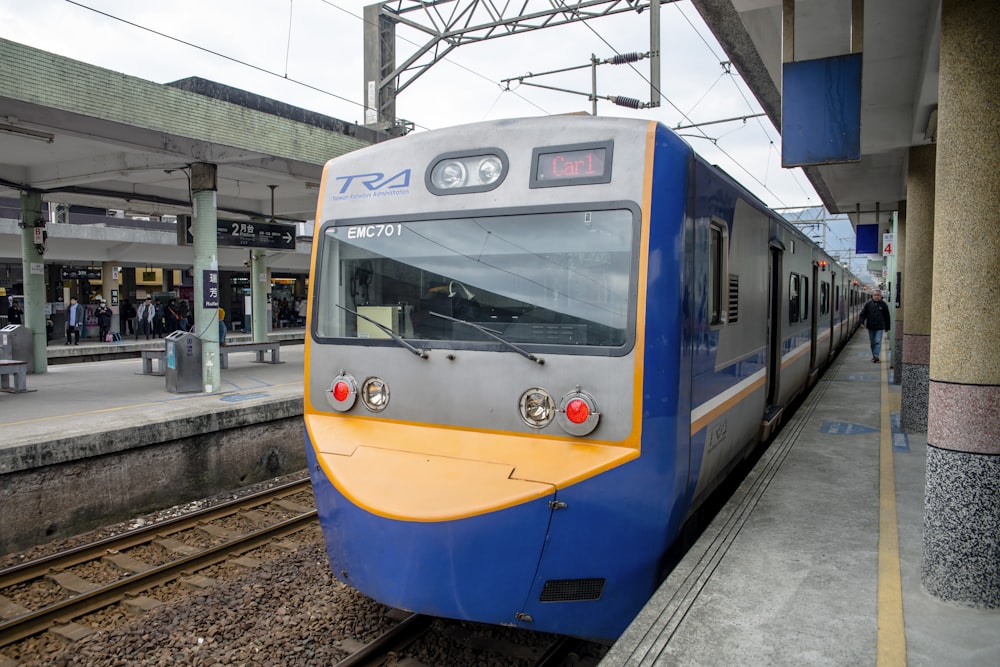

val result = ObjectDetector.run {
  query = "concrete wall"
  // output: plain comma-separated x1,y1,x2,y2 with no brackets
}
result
1,400,305,554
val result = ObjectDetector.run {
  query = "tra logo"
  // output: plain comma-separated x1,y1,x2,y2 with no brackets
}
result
334,169,411,194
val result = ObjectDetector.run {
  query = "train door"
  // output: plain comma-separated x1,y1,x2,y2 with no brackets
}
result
810,263,820,374
828,271,837,359
765,244,783,410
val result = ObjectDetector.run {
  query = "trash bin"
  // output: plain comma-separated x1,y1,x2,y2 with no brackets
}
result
165,330,202,393
0,324,34,373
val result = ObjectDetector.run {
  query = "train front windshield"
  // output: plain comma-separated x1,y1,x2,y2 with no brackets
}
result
315,208,635,349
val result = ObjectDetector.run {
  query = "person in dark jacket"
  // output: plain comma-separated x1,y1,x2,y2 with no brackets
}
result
859,289,891,362
6,300,22,324
95,299,114,342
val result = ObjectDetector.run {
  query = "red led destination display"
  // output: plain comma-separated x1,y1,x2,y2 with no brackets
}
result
530,141,613,188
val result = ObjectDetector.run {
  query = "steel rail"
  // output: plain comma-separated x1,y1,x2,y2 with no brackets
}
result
333,613,433,667
0,477,310,589
0,511,316,648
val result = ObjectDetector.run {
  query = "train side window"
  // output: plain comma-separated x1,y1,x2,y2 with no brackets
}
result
801,277,809,320
788,273,800,324
709,220,728,326
820,282,830,315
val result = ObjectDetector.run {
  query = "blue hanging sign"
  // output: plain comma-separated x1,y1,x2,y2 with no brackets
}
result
782,53,863,167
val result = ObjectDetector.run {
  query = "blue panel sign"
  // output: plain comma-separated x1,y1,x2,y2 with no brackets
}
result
782,53,862,166
821,421,878,435
856,224,879,254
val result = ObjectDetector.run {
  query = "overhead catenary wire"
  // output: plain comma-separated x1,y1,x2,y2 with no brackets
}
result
61,0,398,125
64,0,817,209
559,0,801,209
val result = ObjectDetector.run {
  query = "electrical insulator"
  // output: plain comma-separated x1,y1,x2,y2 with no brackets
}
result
609,52,642,65
612,96,642,109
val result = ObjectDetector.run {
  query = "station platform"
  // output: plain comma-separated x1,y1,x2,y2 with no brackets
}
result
1,332,305,455
601,334,999,666
0,333,308,553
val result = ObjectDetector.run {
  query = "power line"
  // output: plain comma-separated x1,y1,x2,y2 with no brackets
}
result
64,0,371,116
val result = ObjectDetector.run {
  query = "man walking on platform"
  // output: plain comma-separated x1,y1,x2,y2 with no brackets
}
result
65,297,84,345
859,289,891,363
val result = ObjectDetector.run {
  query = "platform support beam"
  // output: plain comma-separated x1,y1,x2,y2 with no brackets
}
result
18,190,47,374
922,0,1000,608
891,202,905,385
192,162,221,394
250,250,269,343
900,145,934,432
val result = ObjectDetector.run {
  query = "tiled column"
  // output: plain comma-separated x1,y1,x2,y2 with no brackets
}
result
900,145,934,431
922,0,1000,608
192,163,221,394
892,203,905,385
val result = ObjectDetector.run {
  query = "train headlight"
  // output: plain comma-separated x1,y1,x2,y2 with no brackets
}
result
519,387,555,428
557,389,599,436
361,377,390,412
426,150,508,195
327,372,358,412
478,156,503,185
432,160,468,189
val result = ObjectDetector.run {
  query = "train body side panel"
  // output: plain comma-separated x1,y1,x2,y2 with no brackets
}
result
686,160,768,502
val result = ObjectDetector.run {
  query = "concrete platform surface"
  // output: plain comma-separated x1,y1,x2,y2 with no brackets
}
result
1,338,304,469
600,334,999,666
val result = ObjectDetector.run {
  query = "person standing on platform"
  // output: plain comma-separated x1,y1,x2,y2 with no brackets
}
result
218,306,227,344
152,300,165,338
165,299,180,333
95,299,113,342
296,297,308,326
7,300,22,325
121,299,136,336
136,297,155,340
859,289,891,363
65,297,84,345
177,299,190,332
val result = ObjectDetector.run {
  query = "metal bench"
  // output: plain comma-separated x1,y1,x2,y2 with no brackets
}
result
219,341,282,369
140,349,167,376
0,359,28,393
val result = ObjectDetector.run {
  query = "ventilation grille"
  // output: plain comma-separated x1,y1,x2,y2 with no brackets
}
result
539,578,605,602
728,274,740,323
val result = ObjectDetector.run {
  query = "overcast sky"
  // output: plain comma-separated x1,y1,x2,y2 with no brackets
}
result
0,0,861,266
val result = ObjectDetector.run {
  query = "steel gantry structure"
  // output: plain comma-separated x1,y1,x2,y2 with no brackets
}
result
363,0,662,133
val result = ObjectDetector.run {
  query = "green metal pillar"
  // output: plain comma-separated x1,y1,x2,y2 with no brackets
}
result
191,163,221,393
19,191,47,373
250,251,269,342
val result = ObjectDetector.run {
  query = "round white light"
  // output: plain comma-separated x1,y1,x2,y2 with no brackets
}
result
519,388,555,428
361,377,390,412
432,160,468,189
478,156,503,184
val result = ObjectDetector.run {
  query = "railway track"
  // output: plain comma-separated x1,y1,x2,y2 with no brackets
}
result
335,613,602,667
0,478,317,647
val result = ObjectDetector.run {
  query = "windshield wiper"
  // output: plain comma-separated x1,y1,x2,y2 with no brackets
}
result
336,304,428,359
430,311,544,365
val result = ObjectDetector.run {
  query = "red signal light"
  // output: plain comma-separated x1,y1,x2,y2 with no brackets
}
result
332,381,350,402
565,398,590,424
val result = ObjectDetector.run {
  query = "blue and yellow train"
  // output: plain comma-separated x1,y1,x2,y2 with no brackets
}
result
303,116,862,640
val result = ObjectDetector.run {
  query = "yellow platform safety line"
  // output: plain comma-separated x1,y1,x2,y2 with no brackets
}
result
877,356,907,666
